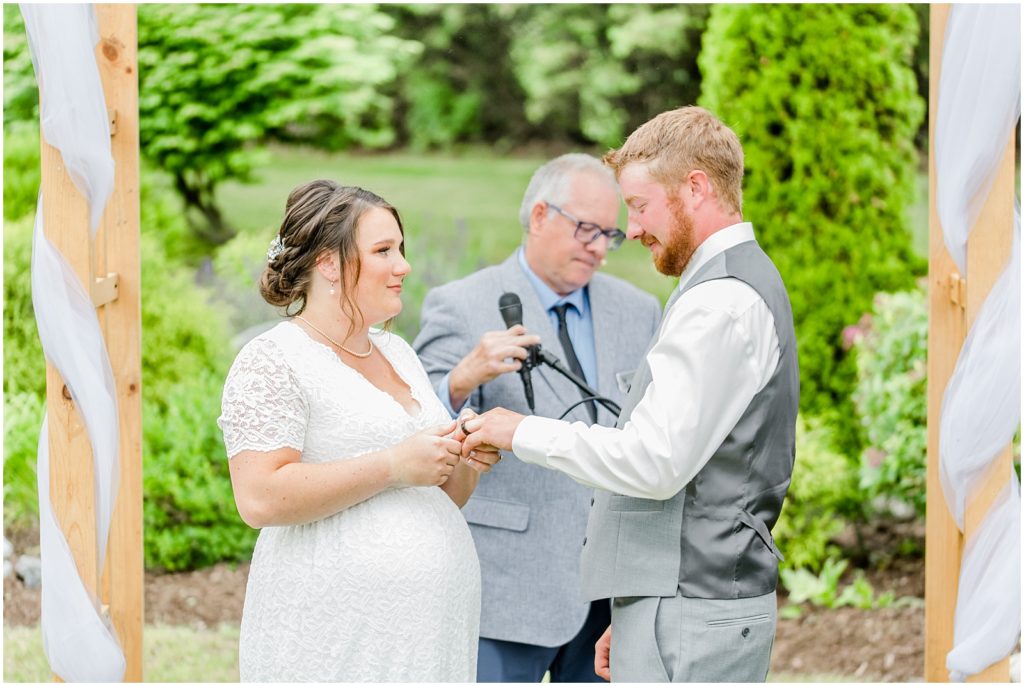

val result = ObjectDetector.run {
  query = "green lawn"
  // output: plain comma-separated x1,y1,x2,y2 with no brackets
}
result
4,623,240,682
4,622,855,683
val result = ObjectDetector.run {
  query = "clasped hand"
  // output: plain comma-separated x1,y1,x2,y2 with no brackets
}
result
387,410,503,489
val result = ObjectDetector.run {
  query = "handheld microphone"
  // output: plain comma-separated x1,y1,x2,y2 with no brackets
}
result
498,292,536,412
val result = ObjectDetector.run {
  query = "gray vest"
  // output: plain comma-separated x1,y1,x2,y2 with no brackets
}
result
580,240,799,600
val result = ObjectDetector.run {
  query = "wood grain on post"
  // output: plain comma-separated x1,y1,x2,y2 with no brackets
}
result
40,4,143,682
41,140,100,595
925,4,1013,681
94,5,144,682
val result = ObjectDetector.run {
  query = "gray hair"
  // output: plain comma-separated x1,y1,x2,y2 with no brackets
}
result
518,153,619,230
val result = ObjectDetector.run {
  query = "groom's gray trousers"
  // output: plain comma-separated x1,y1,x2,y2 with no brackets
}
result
610,591,777,682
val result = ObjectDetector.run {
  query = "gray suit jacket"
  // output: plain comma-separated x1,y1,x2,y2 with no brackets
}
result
414,252,661,646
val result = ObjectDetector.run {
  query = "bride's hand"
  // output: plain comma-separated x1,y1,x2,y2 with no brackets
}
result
387,421,462,488
463,445,501,474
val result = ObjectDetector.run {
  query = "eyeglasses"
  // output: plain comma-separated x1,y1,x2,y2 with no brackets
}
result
547,203,626,251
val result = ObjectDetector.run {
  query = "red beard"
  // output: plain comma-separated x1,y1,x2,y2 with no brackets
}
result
654,192,697,277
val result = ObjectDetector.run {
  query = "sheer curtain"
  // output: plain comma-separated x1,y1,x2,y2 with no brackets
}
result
934,3,1021,681
22,4,125,681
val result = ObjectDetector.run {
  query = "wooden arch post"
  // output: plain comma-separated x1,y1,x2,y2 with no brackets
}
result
41,4,143,681
925,4,1015,682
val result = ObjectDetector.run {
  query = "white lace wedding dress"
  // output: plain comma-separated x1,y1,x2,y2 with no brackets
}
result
218,321,481,682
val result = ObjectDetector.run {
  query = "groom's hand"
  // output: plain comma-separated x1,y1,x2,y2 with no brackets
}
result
452,409,502,474
460,407,525,456
595,625,611,681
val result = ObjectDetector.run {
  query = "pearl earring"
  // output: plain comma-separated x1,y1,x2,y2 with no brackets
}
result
330,281,337,296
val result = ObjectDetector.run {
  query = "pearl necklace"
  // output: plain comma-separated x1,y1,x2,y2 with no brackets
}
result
295,316,374,358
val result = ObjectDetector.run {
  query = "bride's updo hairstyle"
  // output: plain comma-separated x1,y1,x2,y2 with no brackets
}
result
260,179,404,324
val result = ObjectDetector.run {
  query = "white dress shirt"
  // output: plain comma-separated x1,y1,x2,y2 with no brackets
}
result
511,222,781,500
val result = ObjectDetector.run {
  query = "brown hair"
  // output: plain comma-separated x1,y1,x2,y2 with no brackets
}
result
603,106,744,215
259,180,404,332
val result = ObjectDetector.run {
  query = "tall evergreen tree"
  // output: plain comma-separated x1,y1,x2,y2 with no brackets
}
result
700,4,925,455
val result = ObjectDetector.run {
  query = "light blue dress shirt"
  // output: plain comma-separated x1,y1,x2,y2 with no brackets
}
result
435,247,599,416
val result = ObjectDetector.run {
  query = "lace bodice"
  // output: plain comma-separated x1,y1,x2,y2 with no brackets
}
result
218,321,480,682
220,321,444,462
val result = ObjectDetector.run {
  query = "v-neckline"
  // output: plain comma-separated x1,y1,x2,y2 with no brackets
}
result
285,321,423,419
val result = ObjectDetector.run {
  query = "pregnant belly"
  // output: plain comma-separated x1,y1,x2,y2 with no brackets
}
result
251,486,479,594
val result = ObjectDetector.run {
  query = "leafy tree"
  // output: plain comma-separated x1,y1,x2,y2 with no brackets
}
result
700,4,926,455
509,4,709,148
384,4,533,150
4,5,421,245
137,4,420,244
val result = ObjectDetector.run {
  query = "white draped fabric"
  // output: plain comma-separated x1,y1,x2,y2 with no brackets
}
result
934,3,1022,681
22,4,125,682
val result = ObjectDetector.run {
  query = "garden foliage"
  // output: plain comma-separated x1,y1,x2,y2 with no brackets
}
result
506,4,709,149
136,4,420,244
699,4,926,456
4,5,421,245
852,286,928,517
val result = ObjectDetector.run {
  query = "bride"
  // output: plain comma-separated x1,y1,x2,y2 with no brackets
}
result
217,180,496,681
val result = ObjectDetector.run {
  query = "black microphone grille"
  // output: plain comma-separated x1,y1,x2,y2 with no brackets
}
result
498,292,521,309
498,292,523,329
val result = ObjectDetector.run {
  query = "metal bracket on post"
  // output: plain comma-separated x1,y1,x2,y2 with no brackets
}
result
948,273,966,310
91,272,120,307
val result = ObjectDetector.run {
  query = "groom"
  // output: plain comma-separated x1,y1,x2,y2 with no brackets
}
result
462,106,799,682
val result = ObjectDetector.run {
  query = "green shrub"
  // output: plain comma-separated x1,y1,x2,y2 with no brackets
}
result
851,286,928,517
3,122,40,221
775,416,860,572
3,216,46,400
3,391,44,528
779,557,898,618
699,4,926,457
143,370,256,571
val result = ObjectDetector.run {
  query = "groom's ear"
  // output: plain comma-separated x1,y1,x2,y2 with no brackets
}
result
686,170,713,207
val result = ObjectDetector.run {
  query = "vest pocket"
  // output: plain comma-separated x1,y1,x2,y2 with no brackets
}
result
737,510,784,560
608,494,665,512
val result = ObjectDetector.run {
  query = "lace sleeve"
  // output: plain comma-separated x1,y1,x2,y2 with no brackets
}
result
218,337,307,458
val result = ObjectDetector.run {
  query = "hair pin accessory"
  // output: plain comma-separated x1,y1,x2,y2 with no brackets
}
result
267,236,285,262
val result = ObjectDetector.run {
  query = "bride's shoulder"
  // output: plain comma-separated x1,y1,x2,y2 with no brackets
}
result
230,322,298,368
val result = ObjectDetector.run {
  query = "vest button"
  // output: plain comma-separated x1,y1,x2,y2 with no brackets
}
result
582,537,588,546
741,627,750,638
590,497,595,506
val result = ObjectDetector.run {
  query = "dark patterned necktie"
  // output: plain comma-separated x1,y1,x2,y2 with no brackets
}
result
552,303,597,423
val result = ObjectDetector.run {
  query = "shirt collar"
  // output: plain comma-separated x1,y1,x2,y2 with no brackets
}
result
676,222,756,292
517,247,587,313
